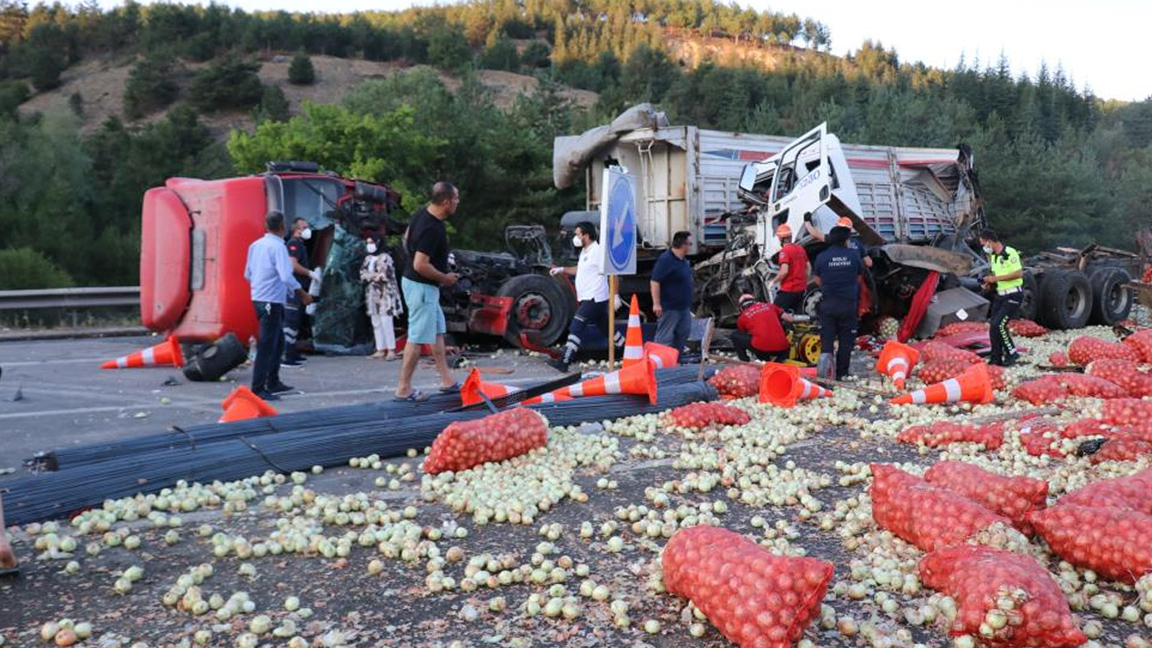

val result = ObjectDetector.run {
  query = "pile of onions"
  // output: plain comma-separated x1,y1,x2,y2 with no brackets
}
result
924,461,1048,535
920,341,982,365
1068,335,1141,366
896,422,1005,451
1028,505,1152,583
1008,319,1048,337
707,365,760,399
917,359,1005,391
664,403,750,429
1123,328,1152,363
424,408,549,475
1086,359,1152,396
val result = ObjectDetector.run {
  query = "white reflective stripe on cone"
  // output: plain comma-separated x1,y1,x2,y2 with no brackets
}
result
141,348,156,365
652,357,665,368
799,381,814,398
887,357,907,373
627,314,640,326
911,390,928,404
116,356,129,368
603,372,622,394
891,370,906,381
943,378,962,402
623,347,643,360
569,384,584,398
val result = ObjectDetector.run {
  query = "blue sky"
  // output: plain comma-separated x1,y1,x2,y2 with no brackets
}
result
96,0,1150,102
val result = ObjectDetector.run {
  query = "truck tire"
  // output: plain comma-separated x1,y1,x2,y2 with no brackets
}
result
1018,271,1039,322
498,274,574,348
1088,267,1133,325
1037,270,1092,330
183,333,247,382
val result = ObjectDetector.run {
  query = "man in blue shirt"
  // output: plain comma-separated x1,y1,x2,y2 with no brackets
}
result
244,211,313,401
650,231,694,352
813,226,863,380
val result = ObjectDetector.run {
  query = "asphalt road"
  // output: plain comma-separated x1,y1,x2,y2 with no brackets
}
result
0,335,557,477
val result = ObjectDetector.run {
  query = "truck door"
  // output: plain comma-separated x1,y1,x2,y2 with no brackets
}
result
760,124,832,256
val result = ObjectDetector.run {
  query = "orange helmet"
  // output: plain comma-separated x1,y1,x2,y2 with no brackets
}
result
836,217,854,229
775,223,792,238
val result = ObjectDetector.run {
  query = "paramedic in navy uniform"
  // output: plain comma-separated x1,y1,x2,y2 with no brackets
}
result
813,224,863,380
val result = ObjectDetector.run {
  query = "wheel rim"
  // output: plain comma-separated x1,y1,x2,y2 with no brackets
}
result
1065,286,1086,320
802,290,823,318
1107,281,1130,313
515,293,552,331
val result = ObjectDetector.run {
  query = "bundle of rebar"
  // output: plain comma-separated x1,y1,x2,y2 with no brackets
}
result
3,380,717,525
39,366,711,471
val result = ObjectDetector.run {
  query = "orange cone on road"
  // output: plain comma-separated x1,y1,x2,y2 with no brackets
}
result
218,386,279,423
759,362,833,408
890,361,993,405
622,295,644,368
643,342,680,368
460,369,521,407
875,340,920,390
101,335,185,369
521,391,574,405
544,352,659,404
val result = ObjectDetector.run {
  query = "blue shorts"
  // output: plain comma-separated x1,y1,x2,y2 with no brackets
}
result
402,277,446,344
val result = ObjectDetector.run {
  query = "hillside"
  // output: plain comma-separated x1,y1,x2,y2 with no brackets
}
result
17,53,598,139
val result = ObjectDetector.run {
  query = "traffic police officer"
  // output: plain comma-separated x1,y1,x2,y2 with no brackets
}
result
979,229,1024,367
813,225,863,380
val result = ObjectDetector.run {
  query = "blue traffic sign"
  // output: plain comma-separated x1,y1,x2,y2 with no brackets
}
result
601,168,637,275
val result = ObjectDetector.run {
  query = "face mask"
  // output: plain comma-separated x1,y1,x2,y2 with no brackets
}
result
982,245,993,254
366,243,377,254
300,228,312,241
573,235,583,248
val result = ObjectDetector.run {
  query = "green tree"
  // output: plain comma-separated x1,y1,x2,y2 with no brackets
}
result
123,53,179,119
287,50,315,85
29,46,64,91
479,36,519,71
0,80,29,118
253,83,290,123
520,40,550,69
0,248,75,289
189,58,263,112
427,24,471,72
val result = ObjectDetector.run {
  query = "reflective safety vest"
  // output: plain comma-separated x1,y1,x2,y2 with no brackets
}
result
990,245,1024,291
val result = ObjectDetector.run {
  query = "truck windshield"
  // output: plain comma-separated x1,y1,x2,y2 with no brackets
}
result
265,176,342,228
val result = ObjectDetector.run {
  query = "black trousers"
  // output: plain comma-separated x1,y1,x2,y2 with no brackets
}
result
989,291,1022,363
773,290,805,313
252,301,284,393
730,331,788,363
283,292,303,360
562,299,611,364
818,296,858,379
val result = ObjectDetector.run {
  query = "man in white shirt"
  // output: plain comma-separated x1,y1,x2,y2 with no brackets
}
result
548,221,620,372
243,211,313,401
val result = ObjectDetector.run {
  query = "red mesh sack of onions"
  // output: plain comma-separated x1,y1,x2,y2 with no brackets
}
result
1086,358,1152,396
870,464,1011,552
1068,335,1141,366
1011,377,1069,405
1122,328,1152,363
665,402,751,429
708,364,760,399
662,526,833,648
918,359,1006,390
1016,419,1067,458
1059,468,1152,515
897,422,1005,450
1059,418,1115,439
1090,436,1152,464
924,461,1048,535
1048,352,1070,367
1054,373,1129,398
935,321,989,338
1027,505,1152,583
1101,398,1152,425
1008,319,1049,337
921,341,982,365
919,545,1086,648
423,408,548,475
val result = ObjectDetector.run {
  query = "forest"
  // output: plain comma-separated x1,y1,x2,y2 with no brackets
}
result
0,0,1150,289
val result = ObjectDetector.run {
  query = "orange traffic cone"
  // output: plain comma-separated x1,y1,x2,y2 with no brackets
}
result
643,342,680,368
890,362,993,406
875,340,920,390
759,362,833,408
622,295,644,368
218,386,279,423
101,335,185,369
461,368,521,407
522,391,574,405
545,352,659,404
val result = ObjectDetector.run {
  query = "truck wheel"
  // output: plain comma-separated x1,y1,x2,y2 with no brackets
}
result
1018,271,1039,322
1088,267,1133,325
183,333,247,382
1038,270,1092,330
498,274,574,348
800,282,823,319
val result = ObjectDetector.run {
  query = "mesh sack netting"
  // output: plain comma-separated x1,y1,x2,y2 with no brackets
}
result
920,341,982,365
1058,467,1152,515
665,402,751,429
1008,319,1048,337
708,365,760,399
1011,377,1068,405
935,322,989,338
662,526,833,648
918,359,1005,390
1122,328,1152,363
1027,505,1152,583
1068,336,1141,366
1085,358,1152,396
924,461,1048,535
897,422,1005,450
423,408,548,475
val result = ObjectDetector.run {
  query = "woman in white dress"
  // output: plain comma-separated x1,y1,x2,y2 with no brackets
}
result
360,233,404,360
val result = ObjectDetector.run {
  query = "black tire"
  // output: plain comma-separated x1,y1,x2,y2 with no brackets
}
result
1018,271,1039,322
1088,267,1133,325
183,333,247,382
1037,270,1092,330
497,274,575,347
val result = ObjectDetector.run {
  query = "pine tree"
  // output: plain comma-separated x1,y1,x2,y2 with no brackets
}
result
288,51,315,85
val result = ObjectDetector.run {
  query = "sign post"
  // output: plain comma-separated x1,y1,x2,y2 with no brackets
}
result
599,167,638,372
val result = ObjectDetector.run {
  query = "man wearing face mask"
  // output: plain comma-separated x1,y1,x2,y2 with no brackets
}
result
979,229,1024,367
283,218,315,366
548,221,620,372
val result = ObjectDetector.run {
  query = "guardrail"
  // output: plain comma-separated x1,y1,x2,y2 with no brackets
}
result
0,286,140,311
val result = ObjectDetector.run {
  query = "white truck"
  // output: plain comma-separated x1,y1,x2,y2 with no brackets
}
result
553,105,1135,334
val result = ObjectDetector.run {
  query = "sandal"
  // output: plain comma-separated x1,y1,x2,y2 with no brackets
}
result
384,352,399,362
393,390,430,402
438,381,461,394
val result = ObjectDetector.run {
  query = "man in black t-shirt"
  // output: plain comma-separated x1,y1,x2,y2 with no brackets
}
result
283,218,315,366
395,182,461,401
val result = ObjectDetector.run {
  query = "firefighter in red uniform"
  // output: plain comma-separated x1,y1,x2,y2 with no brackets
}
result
732,294,797,362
